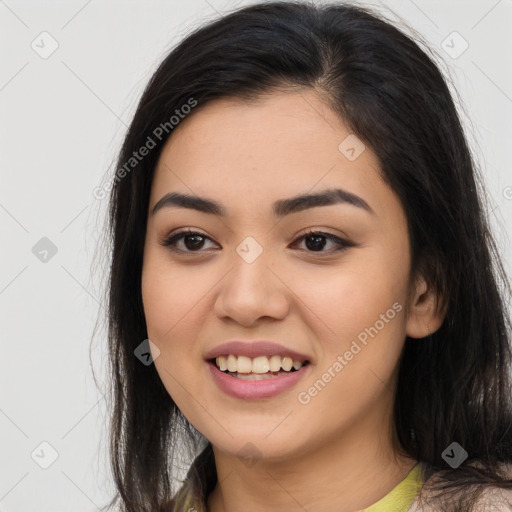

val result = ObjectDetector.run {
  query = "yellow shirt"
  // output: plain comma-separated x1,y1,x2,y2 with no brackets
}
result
359,463,423,512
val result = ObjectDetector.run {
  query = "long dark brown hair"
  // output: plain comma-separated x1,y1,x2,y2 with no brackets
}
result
94,2,512,511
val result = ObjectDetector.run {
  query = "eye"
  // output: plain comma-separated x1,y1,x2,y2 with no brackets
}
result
160,228,354,255
160,228,218,253
292,229,354,254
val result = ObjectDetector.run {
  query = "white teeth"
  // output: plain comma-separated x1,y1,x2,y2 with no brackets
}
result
269,355,281,372
281,357,293,371
214,354,305,374
236,355,252,373
227,354,237,372
217,355,227,371
252,356,270,374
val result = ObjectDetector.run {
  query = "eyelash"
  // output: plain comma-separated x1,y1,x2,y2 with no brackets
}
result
160,228,354,256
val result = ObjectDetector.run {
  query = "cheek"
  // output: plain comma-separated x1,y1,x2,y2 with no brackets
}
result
142,250,209,340
293,249,408,335
292,254,410,406
141,258,209,417
141,253,206,384
292,268,407,423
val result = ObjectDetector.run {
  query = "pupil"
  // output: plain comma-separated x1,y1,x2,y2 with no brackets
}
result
305,235,326,251
185,235,204,250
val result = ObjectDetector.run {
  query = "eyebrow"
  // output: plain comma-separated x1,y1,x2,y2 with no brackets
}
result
151,187,374,217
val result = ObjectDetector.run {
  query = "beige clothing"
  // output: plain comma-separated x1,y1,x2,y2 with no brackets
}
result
408,463,512,511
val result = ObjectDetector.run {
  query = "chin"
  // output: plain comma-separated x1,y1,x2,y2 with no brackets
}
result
206,427,305,463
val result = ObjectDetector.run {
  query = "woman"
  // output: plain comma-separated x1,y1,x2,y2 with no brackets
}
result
99,1,512,510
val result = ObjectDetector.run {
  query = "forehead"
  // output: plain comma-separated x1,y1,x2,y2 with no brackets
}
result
150,90,386,215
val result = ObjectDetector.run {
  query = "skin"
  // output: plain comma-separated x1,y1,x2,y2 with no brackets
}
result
141,89,446,512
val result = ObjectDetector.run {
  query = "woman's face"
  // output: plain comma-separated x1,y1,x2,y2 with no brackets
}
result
141,89,428,462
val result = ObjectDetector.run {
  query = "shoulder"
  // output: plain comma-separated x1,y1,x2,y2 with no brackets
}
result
477,463,512,511
472,486,512,511
408,462,512,512
467,461,512,511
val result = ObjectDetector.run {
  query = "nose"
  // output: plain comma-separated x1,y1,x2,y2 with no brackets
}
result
213,250,290,327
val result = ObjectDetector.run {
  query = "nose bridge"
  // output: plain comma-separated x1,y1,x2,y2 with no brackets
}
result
227,234,275,297
214,234,289,324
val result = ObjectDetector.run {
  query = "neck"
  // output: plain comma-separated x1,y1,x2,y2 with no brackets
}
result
206,411,417,512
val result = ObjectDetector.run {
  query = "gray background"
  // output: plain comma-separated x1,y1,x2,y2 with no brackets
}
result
1,0,511,510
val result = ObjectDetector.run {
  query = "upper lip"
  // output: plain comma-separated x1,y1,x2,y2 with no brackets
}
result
204,341,311,362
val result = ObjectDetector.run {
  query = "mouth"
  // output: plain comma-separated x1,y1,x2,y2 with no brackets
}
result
209,354,311,380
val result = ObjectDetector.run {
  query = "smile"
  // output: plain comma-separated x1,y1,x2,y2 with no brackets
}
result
214,354,308,375
208,356,311,399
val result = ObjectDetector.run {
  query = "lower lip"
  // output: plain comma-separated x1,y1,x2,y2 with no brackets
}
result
207,360,311,399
